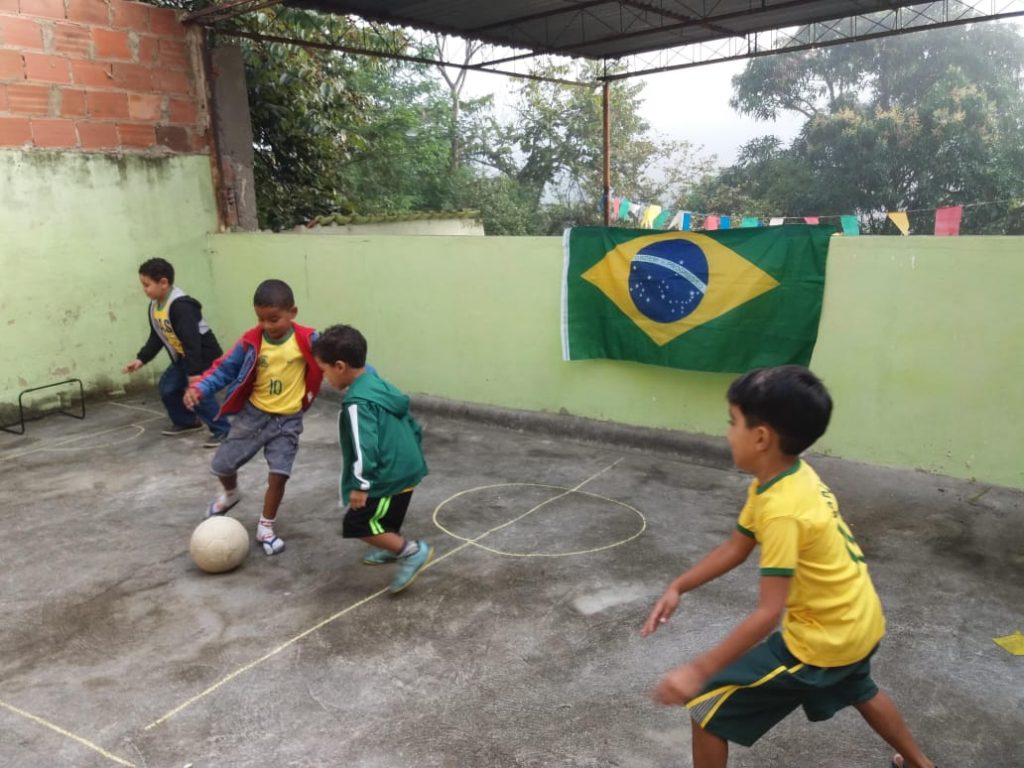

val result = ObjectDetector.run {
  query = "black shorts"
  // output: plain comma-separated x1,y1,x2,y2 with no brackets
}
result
342,490,413,538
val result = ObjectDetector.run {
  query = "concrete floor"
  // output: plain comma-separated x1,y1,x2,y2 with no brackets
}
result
0,393,1021,768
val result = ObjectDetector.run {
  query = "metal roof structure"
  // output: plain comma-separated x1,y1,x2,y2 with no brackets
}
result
184,0,1024,227
189,0,1024,79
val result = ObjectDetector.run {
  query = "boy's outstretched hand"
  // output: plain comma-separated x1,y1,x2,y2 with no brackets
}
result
183,387,201,410
122,359,143,373
653,662,706,706
641,587,681,636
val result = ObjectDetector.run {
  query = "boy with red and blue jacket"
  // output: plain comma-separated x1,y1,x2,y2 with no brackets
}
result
184,279,322,555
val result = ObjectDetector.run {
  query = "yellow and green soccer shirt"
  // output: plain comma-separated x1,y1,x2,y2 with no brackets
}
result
736,460,886,667
249,330,305,415
151,300,184,356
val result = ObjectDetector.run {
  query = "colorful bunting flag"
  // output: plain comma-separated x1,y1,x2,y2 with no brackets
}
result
934,206,963,236
598,193,980,235
561,225,833,373
641,205,662,228
887,212,910,236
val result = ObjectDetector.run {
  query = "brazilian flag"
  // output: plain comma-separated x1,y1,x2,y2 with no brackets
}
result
561,225,833,373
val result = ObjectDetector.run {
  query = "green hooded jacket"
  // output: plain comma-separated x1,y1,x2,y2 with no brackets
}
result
338,370,428,504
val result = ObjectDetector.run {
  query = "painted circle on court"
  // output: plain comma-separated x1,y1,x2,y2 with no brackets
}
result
628,238,708,322
432,482,646,558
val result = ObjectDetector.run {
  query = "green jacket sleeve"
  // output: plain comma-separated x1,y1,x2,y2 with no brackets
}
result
346,400,381,494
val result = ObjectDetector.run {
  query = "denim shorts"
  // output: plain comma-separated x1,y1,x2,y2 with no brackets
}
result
210,402,304,478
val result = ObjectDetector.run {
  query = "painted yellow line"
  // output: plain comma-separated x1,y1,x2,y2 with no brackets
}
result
433,483,645,558
0,699,135,767
0,415,161,461
108,401,166,417
145,586,389,730
146,458,628,730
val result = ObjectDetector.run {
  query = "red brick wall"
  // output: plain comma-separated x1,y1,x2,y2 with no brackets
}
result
0,0,207,152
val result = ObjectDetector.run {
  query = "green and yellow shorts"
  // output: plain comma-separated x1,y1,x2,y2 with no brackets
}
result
686,632,879,747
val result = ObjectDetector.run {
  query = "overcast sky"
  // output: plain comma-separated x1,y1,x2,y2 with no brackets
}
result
459,56,805,168
635,60,805,165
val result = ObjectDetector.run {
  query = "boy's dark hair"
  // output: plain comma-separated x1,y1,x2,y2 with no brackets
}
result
728,365,832,456
138,258,174,284
253,279,295,308
312,324,367,368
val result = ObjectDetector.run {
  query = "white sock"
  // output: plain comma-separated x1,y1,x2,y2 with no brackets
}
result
398,540,419,558
257,517,276,542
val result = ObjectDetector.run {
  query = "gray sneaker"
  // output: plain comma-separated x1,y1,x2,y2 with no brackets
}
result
162,423,203,436
203,433,228,449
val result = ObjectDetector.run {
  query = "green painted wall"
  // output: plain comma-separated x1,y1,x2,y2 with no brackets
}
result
206,232,1024,490
0,150,218,413
4,168,1019,491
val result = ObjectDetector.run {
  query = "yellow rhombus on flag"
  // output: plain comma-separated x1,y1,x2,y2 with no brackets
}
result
581,232,779,347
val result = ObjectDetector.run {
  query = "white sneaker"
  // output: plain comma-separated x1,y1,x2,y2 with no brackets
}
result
258,535,285,556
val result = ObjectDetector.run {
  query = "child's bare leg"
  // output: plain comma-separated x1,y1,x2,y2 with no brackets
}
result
362,532,406,553
218,473,238,492
854,691,934,768
691,721,728,768
261,473,288,520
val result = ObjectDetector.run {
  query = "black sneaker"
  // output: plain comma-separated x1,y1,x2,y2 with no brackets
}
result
203,433,228,448
161,423,203,436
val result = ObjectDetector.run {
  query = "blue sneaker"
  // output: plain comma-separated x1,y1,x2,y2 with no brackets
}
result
362,547,398,565
388,541,434,594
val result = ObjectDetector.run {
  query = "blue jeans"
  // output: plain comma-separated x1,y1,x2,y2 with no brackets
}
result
158,360,230,437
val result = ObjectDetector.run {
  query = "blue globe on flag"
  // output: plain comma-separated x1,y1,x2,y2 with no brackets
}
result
628,239,709,323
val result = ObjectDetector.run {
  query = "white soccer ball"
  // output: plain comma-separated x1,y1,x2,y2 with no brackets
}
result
190,516,250,574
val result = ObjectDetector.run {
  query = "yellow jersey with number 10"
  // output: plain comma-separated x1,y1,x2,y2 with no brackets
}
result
249,331,305,415
736,460,886,667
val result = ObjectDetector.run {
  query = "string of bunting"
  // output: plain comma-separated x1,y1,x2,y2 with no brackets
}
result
599,196,1023,236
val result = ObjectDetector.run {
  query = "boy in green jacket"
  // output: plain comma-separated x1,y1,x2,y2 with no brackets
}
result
312,324,433,594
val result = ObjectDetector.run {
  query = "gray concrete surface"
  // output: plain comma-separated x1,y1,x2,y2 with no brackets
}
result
0,394,1021,768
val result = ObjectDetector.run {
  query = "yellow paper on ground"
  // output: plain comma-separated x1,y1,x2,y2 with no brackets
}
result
993,631,1024,655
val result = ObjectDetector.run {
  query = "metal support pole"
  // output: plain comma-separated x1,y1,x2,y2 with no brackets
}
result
602,79,611,227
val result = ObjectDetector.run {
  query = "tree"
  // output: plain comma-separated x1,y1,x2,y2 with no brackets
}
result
480,61,714,232
701,23,1024,233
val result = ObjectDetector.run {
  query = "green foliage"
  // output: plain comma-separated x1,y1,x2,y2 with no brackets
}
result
704,24,1024,233
486,61,712,225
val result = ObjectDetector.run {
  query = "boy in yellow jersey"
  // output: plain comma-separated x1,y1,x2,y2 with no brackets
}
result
184,280,322,555
122,258,229,443
642,366,936,768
